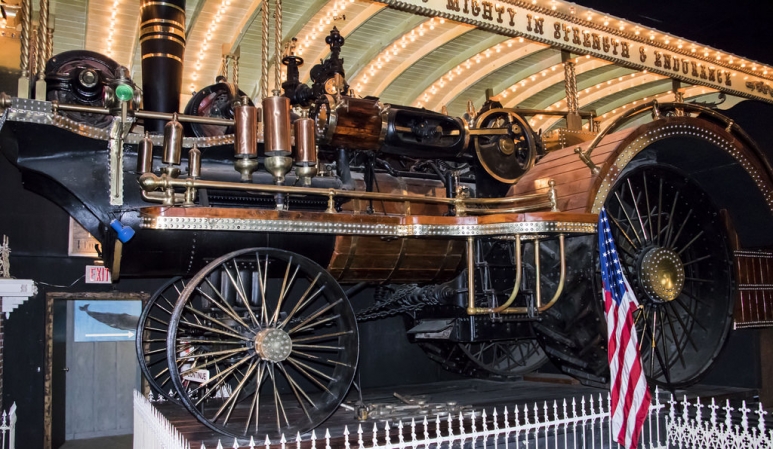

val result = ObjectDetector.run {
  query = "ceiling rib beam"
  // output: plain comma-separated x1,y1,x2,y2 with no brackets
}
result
500,57,604,110
341,14,426,84
424,42,550,112
367,24,473,97
532,72,667,131
596,88,719,130
399,32,505,106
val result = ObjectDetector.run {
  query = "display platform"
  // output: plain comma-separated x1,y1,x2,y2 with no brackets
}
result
148,377,759,448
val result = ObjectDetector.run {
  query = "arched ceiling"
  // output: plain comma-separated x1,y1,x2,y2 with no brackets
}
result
45,0,773,125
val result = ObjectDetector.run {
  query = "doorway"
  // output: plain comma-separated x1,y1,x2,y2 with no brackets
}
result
45,292,149,449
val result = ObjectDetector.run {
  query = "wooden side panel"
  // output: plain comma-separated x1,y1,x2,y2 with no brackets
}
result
328,236,465,284
734,249,773,328
511,129,636,213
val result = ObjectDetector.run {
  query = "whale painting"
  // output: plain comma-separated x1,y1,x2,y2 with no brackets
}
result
74,300,141,342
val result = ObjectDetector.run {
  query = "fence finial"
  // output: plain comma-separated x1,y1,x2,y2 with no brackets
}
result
232,437,240,448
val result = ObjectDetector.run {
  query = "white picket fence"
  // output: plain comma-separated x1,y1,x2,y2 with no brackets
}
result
133,388,773,449
0,403,16,449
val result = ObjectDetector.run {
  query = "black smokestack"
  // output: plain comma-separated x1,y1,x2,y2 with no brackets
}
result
139,0,185,134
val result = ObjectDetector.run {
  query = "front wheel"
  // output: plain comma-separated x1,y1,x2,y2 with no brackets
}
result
166,248,359,439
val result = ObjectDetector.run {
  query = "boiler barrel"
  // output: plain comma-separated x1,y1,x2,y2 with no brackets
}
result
140,0,186,134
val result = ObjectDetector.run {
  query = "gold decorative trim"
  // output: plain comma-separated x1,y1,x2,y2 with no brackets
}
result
139,24,186,39
140,18,186,29
590,122,773,214
141,215,596,237
139,34,186,47
140,1,186,14
141,52,184,63
381,0,773,103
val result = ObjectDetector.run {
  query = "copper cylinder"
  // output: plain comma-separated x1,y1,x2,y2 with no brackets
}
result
293,117,316,165
188,144,201,178
163,113,183,165
234,103,258,158
137,132,154,173
262,95,291,156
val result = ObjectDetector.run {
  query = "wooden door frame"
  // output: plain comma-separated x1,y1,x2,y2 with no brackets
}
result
43,291,148,449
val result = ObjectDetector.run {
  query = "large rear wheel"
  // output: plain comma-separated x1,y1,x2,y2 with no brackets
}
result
534,164,734,389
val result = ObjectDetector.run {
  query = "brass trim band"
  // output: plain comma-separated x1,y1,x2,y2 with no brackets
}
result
140,215,597,237
140,24,186,39
139,34,186,47
141,53,184,63
140,1,185,14
140,18,185,29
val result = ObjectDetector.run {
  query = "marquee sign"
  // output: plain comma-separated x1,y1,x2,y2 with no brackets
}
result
382,0,773,104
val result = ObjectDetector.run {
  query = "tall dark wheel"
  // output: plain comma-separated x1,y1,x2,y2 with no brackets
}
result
166,248,359,439
418,339,547,380
457,339,547,378
604,164,733,387
136,277,187,404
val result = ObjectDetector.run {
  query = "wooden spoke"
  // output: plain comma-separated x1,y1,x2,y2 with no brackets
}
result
279,274,324,329
178,320,252,342
198,282,252,330
288,299,343,334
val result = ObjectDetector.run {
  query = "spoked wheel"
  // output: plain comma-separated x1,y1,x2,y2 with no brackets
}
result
604,164,733,387
136,277,187,404
473,109,537,184
418,339,546,380
457,339,547,378
166,248,359,439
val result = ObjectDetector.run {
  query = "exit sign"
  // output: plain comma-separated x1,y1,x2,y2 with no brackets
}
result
85,265,112,284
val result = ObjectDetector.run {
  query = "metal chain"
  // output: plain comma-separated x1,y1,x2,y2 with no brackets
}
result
232,55,239,86
19,0,31,77
37,0,49,80
260,0,269,99
564,60,578,113
354,285,440,322
273,0,282,93
46,26,54,60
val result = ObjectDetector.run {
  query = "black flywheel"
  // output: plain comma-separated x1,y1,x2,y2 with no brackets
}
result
166,248,358,439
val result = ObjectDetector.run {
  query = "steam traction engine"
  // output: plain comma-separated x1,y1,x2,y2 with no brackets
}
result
3,4,773,441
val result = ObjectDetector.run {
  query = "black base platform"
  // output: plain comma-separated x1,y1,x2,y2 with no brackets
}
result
151,377,758,448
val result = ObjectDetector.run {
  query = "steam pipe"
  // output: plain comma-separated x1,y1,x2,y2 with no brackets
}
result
140,0,186,133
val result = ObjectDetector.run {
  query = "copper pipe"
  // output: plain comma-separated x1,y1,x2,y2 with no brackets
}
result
138,172,553,210
50,102,236,126
493,236,522,312
538,234,566,311
466,237,476,314
467,234,566,315
534,237,541,308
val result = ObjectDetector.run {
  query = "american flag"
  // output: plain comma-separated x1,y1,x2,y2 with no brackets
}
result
599,208,651,449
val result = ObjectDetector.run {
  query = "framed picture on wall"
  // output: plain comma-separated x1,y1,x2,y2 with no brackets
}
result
67,217,100,258
73,300,141,342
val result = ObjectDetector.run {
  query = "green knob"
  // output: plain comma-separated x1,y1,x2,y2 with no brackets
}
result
115,84,134,102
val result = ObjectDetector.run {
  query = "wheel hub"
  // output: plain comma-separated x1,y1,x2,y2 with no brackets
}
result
639,247,685,302
254,328,292,362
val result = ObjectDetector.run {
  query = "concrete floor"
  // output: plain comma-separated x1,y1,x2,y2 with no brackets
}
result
59,434,132,449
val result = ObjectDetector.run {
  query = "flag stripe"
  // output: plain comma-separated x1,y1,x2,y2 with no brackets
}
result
599,208,651,449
